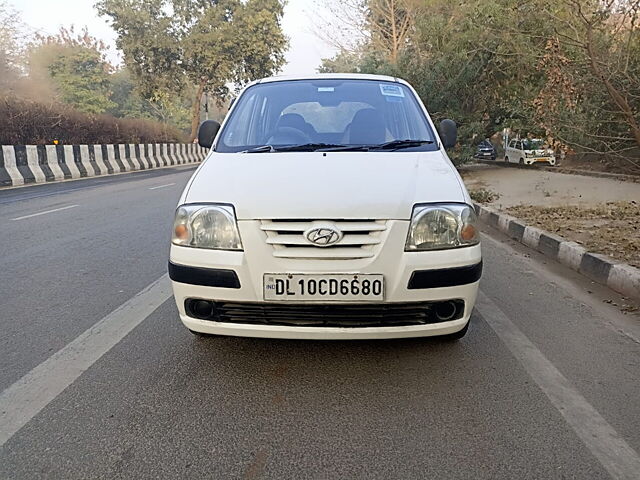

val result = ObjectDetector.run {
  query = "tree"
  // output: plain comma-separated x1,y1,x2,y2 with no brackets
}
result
0,1,26,91
538,0,640,163
97,0,288,140
366,0,421,64
319,0,640,167
313,0,420,64
28,27,115,114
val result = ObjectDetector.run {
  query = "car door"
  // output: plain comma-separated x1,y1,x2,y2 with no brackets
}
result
506,140,516,162
515,140,524,161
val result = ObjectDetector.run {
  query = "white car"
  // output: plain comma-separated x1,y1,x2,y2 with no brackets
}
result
505,138,556,165
169,74,482,340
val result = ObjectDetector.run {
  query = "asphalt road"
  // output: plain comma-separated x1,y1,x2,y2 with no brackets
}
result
0,167,639,479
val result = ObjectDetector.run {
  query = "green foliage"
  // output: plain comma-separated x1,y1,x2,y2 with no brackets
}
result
47,47,115,114
321,0,640,164
108,68,192,131
97,0,288,138
28,27,115,114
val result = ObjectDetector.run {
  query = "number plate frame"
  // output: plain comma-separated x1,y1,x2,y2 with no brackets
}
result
263,274,384,302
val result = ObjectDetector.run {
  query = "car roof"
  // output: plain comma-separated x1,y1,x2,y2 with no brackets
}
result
251,73,406,87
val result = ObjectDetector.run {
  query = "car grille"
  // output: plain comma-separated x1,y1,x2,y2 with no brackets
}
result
185,299,465,328
260,219,387,259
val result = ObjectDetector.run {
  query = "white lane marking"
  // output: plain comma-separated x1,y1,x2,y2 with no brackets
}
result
0,274,172,447
10,204,79,221
476,291,640,480
148,183,176,190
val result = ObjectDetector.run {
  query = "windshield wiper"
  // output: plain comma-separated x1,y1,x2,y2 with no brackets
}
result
317,144,371,152
242,145,275,153
369,139,435,150
242,143,343,153
275,143,346,152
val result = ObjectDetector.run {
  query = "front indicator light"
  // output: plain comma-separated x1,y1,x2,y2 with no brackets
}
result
460,224,477,242
174,224,189,240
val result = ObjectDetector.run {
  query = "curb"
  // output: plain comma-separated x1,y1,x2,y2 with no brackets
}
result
474,159,640,184
474,203,640,302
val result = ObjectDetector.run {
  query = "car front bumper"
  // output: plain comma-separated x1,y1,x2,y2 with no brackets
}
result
525,157,556,165
169,220,481,339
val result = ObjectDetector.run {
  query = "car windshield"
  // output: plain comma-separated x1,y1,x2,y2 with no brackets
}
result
215,79,437,153
522,139,545,150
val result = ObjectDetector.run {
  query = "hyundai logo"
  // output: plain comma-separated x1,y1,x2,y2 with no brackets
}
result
304,226,343,246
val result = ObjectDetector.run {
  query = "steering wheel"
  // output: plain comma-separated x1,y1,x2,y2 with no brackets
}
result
267,127,311,146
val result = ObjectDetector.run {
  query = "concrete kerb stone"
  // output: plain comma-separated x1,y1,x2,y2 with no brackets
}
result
558,242,587,272
608,264,640,300
0,143,206,188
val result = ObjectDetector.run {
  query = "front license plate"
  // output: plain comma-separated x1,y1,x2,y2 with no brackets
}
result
263,274,384,302
535,158,549,162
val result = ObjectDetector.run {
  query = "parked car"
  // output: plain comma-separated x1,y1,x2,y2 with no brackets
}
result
474,139,496,160
505,138,556,165
169,74,482,340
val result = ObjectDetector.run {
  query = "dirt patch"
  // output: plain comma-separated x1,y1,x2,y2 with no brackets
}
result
506,202,640,268
460,166,640,208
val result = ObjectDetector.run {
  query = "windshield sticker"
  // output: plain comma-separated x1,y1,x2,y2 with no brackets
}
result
318,87,335,92
379,84,404,97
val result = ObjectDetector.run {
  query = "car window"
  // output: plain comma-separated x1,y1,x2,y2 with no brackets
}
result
282,102,371,133
216,79,437,152
523,139,545,150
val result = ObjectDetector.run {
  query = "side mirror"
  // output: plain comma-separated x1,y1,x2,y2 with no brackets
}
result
439,119,457,149
197,120,221,149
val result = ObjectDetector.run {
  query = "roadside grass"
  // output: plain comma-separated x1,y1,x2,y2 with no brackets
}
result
506,202,640,268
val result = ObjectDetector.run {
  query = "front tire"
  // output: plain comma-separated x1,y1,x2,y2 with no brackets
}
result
504,156,509,163
519,158,525,165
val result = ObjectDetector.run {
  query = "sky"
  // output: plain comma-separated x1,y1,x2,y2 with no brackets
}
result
8,0,337,75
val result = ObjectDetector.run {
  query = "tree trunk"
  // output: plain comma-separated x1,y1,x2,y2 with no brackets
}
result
390,0,398,64
586,28,640,149
189,78,207,142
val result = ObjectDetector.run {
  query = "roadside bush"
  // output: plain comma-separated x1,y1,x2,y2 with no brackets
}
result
0,96,187,144
469,188,500,204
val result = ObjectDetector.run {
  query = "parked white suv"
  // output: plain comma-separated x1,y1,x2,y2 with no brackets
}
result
169,74,482,340
505,138,556,165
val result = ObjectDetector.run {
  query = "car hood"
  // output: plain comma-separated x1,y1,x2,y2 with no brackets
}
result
525,149,553,156
184,151,467,220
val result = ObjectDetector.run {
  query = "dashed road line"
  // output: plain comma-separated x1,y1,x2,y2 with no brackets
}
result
148,183,176,190
10,204,78,221
0,274,172,447
476,291,640,480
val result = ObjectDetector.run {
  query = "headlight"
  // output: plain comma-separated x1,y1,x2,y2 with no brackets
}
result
172,204,243,250
405,203,479,251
